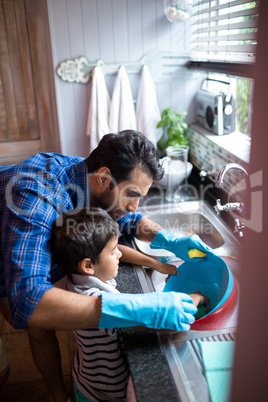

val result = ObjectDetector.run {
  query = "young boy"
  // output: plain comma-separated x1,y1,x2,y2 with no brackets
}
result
51,207,209,402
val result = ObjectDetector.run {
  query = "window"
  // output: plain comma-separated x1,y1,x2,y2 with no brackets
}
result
234,76,253,135
188,1,259,77
188,1,258,137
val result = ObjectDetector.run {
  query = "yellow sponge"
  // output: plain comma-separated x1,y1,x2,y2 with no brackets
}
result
188,248,207,259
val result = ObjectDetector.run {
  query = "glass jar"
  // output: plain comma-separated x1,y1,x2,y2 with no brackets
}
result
165,145,189,202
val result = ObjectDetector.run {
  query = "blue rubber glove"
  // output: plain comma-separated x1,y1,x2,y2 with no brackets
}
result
99,292,198,331
149,230,213,263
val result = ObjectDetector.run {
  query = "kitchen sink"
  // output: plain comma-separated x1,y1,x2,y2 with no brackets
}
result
135,208,224,257
132,200,242,401
134,199,240,260
134,200,241,294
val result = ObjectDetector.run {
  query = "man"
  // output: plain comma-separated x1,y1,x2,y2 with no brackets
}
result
0,130,210,401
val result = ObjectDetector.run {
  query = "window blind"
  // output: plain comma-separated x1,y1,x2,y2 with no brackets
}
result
188,1,259,76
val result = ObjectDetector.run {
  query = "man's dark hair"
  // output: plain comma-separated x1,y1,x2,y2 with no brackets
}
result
50,208,120,275
86,130,164,184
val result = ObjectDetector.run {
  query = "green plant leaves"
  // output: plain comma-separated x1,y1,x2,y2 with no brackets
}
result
156,108,189,151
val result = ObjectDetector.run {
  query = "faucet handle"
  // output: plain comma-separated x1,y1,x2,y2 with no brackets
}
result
234,218,245,237
199,167,207,182
199,167,218,182
214,199,245,217
214,199,222,216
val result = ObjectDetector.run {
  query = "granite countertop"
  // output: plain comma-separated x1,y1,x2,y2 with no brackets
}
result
116,238,180,402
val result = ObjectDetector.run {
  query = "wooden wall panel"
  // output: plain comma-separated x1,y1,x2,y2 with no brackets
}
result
82,0,99,60
48,0,75,156
127,0,142,63
66,0,88,156
142,0,157,54
112,0,129,61
97,0,114,62
48,0,203,157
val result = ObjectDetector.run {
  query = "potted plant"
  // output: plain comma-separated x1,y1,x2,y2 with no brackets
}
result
156,108,189,153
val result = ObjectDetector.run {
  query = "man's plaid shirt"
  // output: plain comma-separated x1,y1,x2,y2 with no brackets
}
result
0,153,143,328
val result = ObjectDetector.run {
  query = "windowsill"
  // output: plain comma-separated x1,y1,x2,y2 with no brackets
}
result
189,124,251,164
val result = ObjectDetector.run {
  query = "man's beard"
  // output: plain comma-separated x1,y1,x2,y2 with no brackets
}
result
90,187,122,220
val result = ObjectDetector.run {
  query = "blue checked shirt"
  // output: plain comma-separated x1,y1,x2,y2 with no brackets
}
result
0,153,143,328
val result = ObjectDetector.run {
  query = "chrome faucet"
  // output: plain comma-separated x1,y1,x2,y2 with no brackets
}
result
214,163,249,237
215,163,248,189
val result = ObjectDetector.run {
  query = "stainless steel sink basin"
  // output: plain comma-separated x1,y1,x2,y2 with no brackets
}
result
134,200,240,261
135,210,223,258
134,200,241,302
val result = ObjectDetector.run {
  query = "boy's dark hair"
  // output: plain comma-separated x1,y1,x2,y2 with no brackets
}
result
50,208,120,275
86,130,164,184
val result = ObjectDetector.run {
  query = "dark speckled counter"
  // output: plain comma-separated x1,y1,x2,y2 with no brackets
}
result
116,250,180,402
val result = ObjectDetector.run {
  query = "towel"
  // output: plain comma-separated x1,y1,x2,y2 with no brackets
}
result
136,65,162,147
109,65,137,132
199,341,235,402
87,66,110,152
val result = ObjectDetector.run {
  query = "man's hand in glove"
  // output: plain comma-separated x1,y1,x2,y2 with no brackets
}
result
150,230,213,263
99,291,198,331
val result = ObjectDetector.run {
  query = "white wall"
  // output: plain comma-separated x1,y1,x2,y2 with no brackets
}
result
47,0,203,157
